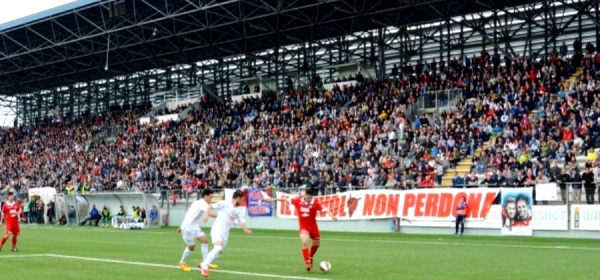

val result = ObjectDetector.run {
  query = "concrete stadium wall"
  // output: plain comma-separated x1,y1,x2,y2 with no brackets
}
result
165,208,600,239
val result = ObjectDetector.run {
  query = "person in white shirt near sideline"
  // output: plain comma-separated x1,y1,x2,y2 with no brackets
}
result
199,190,252,278
177,189,219,272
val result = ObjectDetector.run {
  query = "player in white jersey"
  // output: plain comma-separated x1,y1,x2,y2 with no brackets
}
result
199,190,252,278
176,189,218,271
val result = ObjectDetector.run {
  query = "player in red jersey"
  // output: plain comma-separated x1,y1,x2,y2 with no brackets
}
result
1,192,22,252
275,188,337,271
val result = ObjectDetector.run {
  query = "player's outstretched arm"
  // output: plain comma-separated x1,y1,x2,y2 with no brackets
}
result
325,210,338,221
240,223,253,235
202,204,212,223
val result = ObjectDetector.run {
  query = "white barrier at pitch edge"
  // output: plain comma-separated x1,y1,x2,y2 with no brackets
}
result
398,205,570,230
571,205,600,230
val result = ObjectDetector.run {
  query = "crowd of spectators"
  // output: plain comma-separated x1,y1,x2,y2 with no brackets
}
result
450,39,600,204
2,38,600,205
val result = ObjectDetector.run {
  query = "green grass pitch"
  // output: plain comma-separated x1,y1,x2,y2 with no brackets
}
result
1,225,599,279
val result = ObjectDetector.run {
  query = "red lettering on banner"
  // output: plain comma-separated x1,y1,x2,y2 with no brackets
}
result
321,196,341,217
374,194,386,216
466,193,482,218
339,195,347,217
478,192,497,218
332,196,341,216
424,194,439,216
277,189,499,220
402,194,416,216
414,193,426,216
386,194,399,216
362,194,399,217
363,194,376,216
438,193,453,217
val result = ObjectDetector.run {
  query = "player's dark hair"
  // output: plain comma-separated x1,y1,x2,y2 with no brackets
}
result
305,188,315,196
202,188,214,198
232,190,245,199
7,191,14,196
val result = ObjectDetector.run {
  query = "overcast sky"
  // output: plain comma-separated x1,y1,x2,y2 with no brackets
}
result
0,0,77,127
0,0,76,25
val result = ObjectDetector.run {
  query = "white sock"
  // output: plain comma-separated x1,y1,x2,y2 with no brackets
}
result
180,248,192,263
202,246,222,267
201,243,209,261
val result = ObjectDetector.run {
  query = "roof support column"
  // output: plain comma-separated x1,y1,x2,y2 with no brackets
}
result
377,27,385,79
596,0,600,52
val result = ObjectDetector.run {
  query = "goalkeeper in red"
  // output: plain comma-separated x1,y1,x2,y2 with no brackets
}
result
1,192,22,252
275,188,337,271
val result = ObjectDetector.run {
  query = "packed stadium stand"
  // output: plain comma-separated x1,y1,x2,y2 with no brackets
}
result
1,0,600,210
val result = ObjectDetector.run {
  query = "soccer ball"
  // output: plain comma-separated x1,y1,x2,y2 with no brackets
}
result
319,261,331,272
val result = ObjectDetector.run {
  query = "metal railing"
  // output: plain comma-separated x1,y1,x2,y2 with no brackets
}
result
413,88,463,112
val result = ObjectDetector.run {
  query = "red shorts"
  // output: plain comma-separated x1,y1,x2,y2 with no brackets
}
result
299,227,320,240
5,222,20,235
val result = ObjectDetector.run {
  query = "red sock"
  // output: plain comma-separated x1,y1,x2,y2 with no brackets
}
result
301,247,310,262
0,237,7,247
310,245,319,258
11,235,17,248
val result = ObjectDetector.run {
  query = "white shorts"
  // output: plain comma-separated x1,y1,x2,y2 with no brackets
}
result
210,228,229,250
182,227,205,246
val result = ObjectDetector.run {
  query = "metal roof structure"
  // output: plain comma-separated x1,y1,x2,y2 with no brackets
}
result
0,0,598,126
1,0,543,95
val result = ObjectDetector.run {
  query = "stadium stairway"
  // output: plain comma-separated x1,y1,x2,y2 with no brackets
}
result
439,138,495,187
562,67,583,89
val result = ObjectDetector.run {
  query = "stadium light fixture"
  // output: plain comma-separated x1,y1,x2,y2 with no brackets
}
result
105,33,111,71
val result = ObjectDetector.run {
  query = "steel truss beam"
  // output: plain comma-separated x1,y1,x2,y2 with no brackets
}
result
2,0,597,126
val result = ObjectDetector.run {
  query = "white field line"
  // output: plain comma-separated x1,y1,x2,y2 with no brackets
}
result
0,253,47,259
4,253,332,280
26,226,600,252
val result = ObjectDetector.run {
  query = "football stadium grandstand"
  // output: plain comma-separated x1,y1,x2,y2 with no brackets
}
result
1,0,600,233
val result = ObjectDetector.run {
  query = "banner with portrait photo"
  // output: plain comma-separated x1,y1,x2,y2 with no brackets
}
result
501,188,533,236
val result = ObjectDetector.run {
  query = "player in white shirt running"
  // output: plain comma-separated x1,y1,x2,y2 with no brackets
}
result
177,189,218,271
199,190,252,277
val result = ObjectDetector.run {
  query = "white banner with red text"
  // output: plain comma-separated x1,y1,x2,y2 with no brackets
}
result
275,188,499,221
